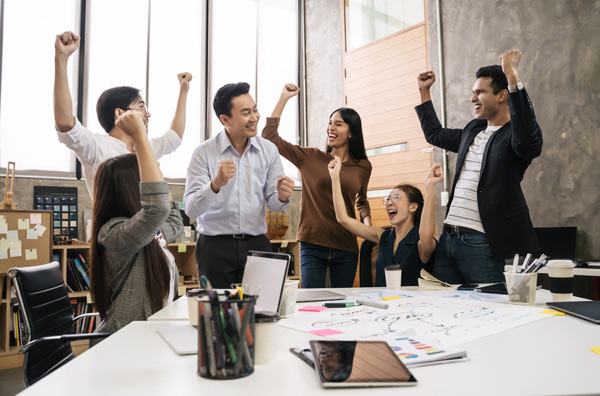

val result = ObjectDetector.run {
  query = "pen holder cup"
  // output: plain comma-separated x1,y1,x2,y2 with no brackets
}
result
197,295,257,379
504,272,538,305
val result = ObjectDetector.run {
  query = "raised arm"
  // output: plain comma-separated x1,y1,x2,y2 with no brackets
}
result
169,72,193,139
54,31,79,132
329,156,382,243
417,164,443,263
116,111,163,182
271,83,300,118
416,71,435,104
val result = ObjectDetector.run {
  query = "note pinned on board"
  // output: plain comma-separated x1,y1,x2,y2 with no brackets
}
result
18,219,30,230
33,224,47,237
0,250,7,260
27,229,38,240
309,329,344,337
178,243,187,253
25,249,38,261
0,225,7,234
0,238,8,252
0,215,6,226
30,213,42,225
6,230,18,241
10,248,22,258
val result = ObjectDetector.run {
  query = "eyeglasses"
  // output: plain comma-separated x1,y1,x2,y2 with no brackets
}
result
383,194,407,205
126,103,148,113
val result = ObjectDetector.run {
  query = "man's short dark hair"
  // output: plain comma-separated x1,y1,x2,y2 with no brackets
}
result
475,65,508,94
213,82,251,120
96,86,140,133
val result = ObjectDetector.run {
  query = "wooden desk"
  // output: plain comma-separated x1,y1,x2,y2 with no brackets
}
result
17,289,600,396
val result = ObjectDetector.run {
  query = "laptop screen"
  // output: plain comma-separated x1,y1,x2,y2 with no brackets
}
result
241,251,290,314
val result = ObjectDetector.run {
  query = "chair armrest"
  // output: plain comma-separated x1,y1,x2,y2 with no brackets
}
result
73,312,99,323
20,332,112,354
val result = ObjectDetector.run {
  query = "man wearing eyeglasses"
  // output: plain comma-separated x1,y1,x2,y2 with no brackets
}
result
53,31,192,197
414,49,543,284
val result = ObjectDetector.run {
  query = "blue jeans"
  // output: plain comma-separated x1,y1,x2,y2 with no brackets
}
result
432,230,506,284
300,242,358,288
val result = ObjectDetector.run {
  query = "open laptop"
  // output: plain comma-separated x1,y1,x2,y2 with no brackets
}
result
546,301,600,324
241,250,291,314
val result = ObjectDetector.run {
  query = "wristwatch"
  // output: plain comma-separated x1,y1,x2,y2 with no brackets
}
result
508,81,524,91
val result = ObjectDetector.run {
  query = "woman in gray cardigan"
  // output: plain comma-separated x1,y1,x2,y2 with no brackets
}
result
90,111,183,334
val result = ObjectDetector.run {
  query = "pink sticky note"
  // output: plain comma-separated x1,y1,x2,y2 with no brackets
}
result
309,329,344,337
299,306,327,312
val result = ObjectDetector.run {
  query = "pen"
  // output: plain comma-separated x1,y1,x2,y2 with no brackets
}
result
520,253,532,272
322,302,355,308
356,299,389,309
200,299,217,376
512,253,519,273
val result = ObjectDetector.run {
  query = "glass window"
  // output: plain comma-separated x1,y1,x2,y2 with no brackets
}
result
148,0,205,179
0,0,78,174
345,0,424,51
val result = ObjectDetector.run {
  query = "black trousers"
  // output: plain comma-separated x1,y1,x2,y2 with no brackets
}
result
195,234,272,288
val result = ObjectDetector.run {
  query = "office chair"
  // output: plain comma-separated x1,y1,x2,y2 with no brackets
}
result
8,261,111,386
359,240,377,287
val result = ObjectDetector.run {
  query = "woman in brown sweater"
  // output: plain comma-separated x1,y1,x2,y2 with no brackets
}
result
262,84,371,288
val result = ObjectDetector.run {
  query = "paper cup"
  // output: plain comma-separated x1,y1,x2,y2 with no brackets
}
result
279,280,299,318
254,313,280,365
384,266,402,289
546,259,575,302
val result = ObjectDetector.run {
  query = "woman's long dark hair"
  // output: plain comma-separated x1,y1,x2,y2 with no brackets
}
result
325,107,368,162
90,154,170,319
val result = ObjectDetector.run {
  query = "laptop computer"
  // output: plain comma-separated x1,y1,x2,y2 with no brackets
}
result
546,301,600,324
241,250,291,315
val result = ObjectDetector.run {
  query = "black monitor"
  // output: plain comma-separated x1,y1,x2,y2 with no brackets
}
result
534,227,577,259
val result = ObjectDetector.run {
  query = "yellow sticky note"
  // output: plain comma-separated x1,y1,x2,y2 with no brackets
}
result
18,219,30,230
87,293,94,304
281,240,289,248
590,347,600,356
25,249,38,261
382,296,403,301
178,286,187,296
539,309,566,316
178,243,187,253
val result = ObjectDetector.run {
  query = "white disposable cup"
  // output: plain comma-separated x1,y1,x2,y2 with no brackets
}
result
384,267,402,289
546,259,575,302
254,314,280,365
187,295,198,326
279,280,300,317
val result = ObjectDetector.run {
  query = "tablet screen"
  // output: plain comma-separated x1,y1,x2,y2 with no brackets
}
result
309,340,418,388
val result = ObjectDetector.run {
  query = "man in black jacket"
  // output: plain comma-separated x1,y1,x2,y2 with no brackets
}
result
414,49,543,284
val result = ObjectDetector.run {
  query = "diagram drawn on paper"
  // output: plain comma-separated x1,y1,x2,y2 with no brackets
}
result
281,296,547,346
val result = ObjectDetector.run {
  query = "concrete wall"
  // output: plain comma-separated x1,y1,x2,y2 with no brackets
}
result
426,0,600,260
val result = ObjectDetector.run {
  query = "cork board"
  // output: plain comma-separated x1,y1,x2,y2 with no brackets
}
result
0,210,53,274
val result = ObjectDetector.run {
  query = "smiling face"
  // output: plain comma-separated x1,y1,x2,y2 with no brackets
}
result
326,111,351,149
471,77,504,122
220,93,260,141
127,95,151,130
384,188,418,226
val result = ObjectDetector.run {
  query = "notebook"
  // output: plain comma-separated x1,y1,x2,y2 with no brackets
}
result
241,251,290,314
296,289,346,302
157,324,197,355
546,301,600,324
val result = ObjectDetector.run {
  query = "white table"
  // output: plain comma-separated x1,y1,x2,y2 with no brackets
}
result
18,289,600,396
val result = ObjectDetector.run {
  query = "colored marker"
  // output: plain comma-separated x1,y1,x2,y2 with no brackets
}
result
356,299,389,309
322,302,355,308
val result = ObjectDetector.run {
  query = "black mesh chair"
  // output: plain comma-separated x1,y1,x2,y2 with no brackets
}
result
8,261,111,386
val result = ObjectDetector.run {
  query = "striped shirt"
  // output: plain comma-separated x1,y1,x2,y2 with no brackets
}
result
445,125,502,233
